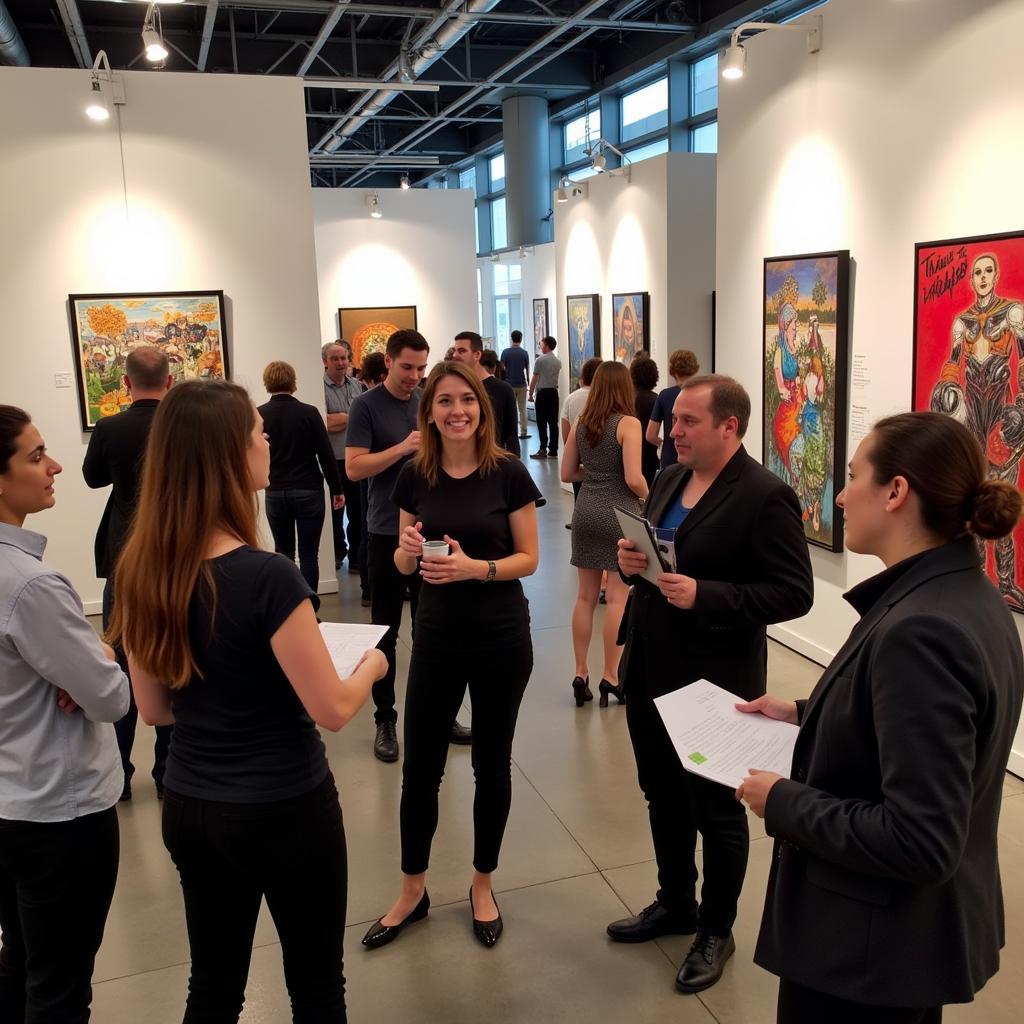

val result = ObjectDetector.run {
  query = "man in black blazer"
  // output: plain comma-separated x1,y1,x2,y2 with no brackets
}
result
83,346,172,801
607,375,813,994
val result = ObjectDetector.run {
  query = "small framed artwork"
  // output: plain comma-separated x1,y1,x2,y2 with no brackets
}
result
566,293,600,393
762,251,850,552
913,229,1024,611
611,292,650,364
68,290,229,431
532,298,549,357
338,305,418,366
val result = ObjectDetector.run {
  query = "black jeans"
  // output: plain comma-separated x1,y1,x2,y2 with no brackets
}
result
534,388,559,456
777,980,942,1024
265,489,325,593
400,642,532,874
367,533,421,725
625,646,749,934
330,460,363,570
102,576,172,788
161,774,347,1024
357,480,370,598
0,807,119,1024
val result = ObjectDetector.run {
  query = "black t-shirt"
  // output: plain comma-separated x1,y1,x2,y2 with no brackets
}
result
163,547,327,803
392,457,541,650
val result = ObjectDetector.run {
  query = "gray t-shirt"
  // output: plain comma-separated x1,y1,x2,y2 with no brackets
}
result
533,352,562,391
345,385,421,535
323,373,365,460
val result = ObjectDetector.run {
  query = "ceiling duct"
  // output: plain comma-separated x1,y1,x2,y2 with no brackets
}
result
0,1,29,66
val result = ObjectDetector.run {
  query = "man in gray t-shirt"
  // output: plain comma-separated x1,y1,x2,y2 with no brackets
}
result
528,336,563,458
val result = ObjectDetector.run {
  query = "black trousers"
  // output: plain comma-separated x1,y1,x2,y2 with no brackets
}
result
777,980,942,1024
625,647,749,934
0,806,119,1024
161,774,347,1024
367,533,421,725
103,576,172,788
535,388,559,456
265,488,326,593
331,460,363,569
400,643,532,874
357,480,370,598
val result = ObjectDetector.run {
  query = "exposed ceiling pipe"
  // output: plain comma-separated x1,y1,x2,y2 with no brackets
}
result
0,1,29,66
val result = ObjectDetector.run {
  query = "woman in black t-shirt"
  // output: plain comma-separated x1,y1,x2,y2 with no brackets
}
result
362,361,540,951
107,380,387,1023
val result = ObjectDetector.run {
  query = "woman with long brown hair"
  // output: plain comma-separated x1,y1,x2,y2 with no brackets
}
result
362,361,540,951
108,379,387,1023
561,360,648,707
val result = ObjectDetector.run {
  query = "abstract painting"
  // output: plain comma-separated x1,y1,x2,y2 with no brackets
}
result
567,293,600,393
69,290,229,431
611,292,650,364
338,305,418,366
913,229,1024,611
532,298,549,357
762,251,850,552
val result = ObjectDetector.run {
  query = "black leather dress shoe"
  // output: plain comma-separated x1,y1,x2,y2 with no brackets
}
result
469,888,503,948
374,721,399,762
362,891,430,950
606,900,697,943
449,720,472,745
675,930,735,993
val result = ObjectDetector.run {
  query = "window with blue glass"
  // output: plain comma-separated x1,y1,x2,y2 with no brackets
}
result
624,137,670,165
489,153,505,193
691,53,718,116
691,121,718,154
564,110,601,164
621,77,668,143
491,196,507,250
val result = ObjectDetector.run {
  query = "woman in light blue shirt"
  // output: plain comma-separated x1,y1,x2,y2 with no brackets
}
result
0,405,129,1022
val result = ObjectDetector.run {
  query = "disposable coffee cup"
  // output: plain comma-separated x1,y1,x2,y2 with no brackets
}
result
421,540,450,560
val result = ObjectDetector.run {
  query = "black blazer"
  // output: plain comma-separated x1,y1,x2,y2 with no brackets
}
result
257,394,343,495
755,538,1024,1006
618,445,813,702
82,399,160,578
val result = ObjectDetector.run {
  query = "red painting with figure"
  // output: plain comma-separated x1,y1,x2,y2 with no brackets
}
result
912,230,1024,612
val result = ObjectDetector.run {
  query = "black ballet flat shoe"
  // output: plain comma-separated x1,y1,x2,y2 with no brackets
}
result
361,891,430,950
571,676,593,707
469,888,503,948
598,679,625,708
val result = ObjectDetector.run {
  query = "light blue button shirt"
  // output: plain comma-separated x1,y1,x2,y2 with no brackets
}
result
0,522,128,822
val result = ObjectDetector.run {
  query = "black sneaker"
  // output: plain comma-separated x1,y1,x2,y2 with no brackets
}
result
675,930,736,994
529,451,548,459
374,721,399,762
606,900,697,943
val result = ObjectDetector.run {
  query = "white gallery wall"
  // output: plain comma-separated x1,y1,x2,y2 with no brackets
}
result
714,0,1024,773
0,67,326,609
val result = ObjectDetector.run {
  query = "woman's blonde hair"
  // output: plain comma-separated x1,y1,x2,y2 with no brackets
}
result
577,360,635,447
263,360,296,393
106,380,260,688
413,361,507,486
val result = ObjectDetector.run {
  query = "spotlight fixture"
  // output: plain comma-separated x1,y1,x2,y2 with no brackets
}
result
592,151,607,173
400,174,411,190
720,14,822,82
142,4,169,63
555,175,571,203
367,192,383,219
587,140,630,180
84,50,126,123
85,79,109,121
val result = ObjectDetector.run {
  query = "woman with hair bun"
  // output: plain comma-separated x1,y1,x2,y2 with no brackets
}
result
736,411,1024,1023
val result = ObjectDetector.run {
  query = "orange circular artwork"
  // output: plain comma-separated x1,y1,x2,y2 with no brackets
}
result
352,321,400,365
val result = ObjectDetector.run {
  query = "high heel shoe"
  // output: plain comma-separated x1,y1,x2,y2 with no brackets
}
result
361,891,430,949
598,679,626,708
469,888,503,948
571,676,593,707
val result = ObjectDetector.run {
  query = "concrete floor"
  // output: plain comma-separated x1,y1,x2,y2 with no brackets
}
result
91,447,1024,1023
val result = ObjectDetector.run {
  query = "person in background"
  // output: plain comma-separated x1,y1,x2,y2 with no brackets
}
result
647,349,700,472
258,361,343,594
108,380,388,1023
609,375,812,995
1,405,129,1022
630,354,661,487
82,345,173,802
738,412,1024,1024
355,352,388,608
500,329,531,439
452,332,520,457
560,357,603,526
323,341,365,575
528,336,562,460
561,362,647,708
363,361,539,952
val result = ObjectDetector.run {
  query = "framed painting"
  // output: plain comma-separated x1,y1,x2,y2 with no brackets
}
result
338,305,418,367
532,298,549,357
566,293,600,393
762,251,850,552
611,292,650,364
69,290,229,431
913,229,1024,611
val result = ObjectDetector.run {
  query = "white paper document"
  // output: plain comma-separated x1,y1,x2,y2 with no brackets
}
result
654,679,799,790
318,622,389,678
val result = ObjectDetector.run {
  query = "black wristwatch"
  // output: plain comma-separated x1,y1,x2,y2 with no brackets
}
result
482,560,496,583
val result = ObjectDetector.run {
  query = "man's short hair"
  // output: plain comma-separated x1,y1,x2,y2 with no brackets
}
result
454,331,484,353
263,360,296,393
125,346,169,389
681,374,751,438
542,336,557,351
361,352,387,384
321,341,345,362
480,349,499,372
669,349,700,379
510,330,523,344
387,329,429,359
579,357,602,387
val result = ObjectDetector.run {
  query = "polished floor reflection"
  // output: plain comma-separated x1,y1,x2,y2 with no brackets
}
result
92,449,1024,1023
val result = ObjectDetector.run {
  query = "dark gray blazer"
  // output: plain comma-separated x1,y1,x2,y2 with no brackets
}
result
755,537,1024,1006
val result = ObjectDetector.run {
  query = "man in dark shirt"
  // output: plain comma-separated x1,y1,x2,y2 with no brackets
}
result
82,345,173,801
452,332,520,457
500,330,531,439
